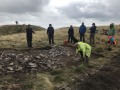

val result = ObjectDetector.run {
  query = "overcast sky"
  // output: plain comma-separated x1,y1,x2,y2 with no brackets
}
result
0,0,120,28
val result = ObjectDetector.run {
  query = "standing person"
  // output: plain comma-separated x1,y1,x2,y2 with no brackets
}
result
26,24,35,48
47,24,54,45
79,23,86,42
74,42,92,65
15,21,18,25
107,23,116,50
90,23,97,44
68,25,74,43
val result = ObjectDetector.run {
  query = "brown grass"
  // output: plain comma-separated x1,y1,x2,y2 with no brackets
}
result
0,25,120,90
0,25,120,48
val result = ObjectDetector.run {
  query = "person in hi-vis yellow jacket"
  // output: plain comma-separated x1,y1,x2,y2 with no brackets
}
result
74,42,92,64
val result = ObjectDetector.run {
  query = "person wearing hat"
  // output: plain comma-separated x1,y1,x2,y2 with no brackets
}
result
108,23,116,37
107,23,116,50
90,23,97,44
47,24,54,45
74,42,92,65
26,24,35,48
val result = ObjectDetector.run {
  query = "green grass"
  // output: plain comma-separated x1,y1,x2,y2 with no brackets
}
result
0,24,120,90
22,83,34,89
50,69,64,75
53,75,65,83
0,25,45,35
0,24,119,48
75,64,87,73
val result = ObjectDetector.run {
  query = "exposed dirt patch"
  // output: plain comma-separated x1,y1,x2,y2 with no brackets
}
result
0,45,120,90
74,51,120,90
0,45,81,75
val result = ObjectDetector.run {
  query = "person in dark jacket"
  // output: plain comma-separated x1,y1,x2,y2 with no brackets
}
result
79,23,86,42
68,25,74,43
47,24,54,44
26,24,35,48
90,23,97,44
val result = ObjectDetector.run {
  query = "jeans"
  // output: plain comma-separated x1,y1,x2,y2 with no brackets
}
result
27,36,32,48
68,35,74,43
90,33,95,44
48,35,54,44
80,33,85,42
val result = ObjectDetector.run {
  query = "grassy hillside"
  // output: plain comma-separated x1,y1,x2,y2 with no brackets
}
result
0,24,120,48
0,25,120,90
0,25,46,35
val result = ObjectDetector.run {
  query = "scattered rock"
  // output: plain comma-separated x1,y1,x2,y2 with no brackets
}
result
0,65,2,70
24,57,29,62
28,62,37,68
7,67,13,71
9,62,14,66
16,66,23,71
0,46,78,74
36,55,41,59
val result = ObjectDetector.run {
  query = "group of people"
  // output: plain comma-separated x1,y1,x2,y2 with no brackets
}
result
69,23,116,65
68,22,96,44
26,24,55,48
68,23,96,65
26,23,116,65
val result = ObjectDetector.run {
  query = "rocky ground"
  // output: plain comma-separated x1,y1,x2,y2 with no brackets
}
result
0,45,80,75
0,45,120,90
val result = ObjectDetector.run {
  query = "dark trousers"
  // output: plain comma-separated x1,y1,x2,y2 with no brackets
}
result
48,35,54,44
90,33,95,44
68,35,73,43
27,36,32,48
80,51,89,64
80,33,85,42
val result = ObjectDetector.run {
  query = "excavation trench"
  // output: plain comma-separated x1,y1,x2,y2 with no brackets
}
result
0,45,81,74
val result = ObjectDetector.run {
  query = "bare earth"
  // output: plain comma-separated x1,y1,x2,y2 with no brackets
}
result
0,44,120,90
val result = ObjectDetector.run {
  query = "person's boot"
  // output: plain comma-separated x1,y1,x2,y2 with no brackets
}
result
84,56,89,66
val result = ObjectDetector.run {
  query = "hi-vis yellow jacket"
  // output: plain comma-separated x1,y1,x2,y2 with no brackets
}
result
76,42,92,57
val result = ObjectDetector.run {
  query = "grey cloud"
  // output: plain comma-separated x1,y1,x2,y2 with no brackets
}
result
0,0,50,14
57,0,120,21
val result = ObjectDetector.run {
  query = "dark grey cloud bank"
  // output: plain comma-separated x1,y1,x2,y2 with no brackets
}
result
0,0,50,27
57,0,120,21
0,0,120,28
0,0,50,14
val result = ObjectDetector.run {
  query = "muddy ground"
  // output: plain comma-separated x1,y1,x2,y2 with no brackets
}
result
73,49,120,90
0,45,120,90
0,46,81,74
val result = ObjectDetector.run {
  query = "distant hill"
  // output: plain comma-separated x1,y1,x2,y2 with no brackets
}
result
56,25,120,31
0,25,46,35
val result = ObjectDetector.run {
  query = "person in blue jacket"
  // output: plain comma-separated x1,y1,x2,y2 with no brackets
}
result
79,23,86,42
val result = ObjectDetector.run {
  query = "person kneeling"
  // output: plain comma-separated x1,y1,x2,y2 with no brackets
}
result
74,42,92,65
